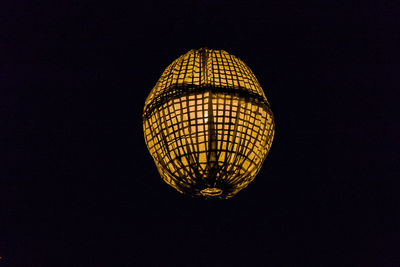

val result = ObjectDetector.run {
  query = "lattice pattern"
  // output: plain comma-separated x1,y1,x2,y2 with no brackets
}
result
143,48,275,199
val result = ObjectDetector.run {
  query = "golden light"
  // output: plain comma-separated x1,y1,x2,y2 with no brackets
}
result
143,48,275,199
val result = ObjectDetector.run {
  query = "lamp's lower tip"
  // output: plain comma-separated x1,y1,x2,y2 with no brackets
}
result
200,188,223,197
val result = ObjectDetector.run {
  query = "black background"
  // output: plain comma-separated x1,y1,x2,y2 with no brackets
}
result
2,0,399,266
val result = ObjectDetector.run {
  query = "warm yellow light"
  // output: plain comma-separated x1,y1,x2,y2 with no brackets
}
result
143,48,275,199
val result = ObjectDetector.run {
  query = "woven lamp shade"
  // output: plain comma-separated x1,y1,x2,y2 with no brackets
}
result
143,48,275,199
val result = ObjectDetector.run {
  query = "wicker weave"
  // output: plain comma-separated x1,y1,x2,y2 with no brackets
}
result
143,48,275,199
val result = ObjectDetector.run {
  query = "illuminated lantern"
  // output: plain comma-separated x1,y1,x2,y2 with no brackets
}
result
143,48,275,199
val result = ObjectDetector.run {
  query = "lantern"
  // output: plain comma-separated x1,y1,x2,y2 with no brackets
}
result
143,48,275,199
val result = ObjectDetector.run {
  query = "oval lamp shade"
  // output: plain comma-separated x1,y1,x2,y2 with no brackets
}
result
143,48,275,199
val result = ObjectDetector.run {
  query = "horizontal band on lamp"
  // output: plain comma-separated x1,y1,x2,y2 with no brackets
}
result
143,84,272,120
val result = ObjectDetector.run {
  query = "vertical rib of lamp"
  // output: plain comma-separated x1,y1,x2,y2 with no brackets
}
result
143,48,275,199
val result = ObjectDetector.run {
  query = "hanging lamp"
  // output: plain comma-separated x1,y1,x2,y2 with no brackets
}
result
143,48,275,199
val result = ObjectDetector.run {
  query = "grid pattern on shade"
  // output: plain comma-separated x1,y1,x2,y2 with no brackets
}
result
143,49,269,119
143,48,275,199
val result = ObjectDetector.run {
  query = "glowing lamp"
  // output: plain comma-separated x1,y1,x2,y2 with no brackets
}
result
143,48,275,199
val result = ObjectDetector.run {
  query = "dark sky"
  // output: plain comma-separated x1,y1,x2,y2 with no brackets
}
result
2,0,398,266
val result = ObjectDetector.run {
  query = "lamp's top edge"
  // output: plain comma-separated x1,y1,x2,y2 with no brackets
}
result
187,47,230,54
